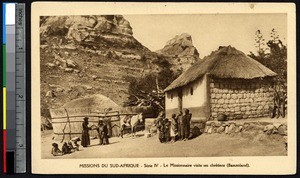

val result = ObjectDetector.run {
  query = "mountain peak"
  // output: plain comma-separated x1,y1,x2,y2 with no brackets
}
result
157,33,199,57
156,33,200,71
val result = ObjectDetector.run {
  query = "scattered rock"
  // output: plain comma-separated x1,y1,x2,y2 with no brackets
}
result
46,90,55,97
214,121,222,127
204,126,210,133
92,75,97,80
227,123,236,134
264,124,275,135
66,88,72,93
211,127,217,134
86,86,93,90
206,121,212,126
207,127,212,134
56,87,64,92
55,61,60,66
74,69,80,73
224,126,229,134
238,126,243,132
40,45,48,49
273,123,282,129
64,68,73,72
217,126,225,133
283,136,287,143
46,63,56,68
277,124,287,135
61,61,67,68
49,84,61,88
66,59,77,68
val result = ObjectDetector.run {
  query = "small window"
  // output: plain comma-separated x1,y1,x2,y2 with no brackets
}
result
171,93,173,99
190,87,193,95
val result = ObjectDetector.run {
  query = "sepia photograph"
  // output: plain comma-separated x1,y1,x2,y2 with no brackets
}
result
31,2,296,174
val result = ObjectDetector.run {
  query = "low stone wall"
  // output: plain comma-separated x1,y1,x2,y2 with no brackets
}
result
210,78,274,120
204,120,287,136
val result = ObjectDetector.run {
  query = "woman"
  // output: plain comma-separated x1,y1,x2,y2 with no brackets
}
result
51,143,63,156
176,111,183,140
81,117,91,147
170,113,178,143
155,111,165,143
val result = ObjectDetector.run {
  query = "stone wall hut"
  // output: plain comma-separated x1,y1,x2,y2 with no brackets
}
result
164,46,277,121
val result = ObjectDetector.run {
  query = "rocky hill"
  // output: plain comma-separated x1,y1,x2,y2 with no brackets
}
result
156,33,200,71
40,15,160,116
39,16,201,118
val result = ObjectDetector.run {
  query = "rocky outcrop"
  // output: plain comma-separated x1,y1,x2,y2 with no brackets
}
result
40,15,132,37
157,33,199,56
40,15,148,52
156,33,200,71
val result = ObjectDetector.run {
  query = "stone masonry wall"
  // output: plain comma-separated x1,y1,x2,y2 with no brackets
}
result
210,78,274,120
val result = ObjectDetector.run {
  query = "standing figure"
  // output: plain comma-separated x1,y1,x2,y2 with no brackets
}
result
120,115,131,138
170,113,178,142
177,111,185,140
97,119,109,145
163,118,171,143
81,117,91,147
183,109,192,140
155,111,165,142
51,143,63,156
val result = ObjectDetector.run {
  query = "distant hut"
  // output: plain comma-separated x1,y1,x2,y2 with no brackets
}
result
50,94,123,141
164,46,277,121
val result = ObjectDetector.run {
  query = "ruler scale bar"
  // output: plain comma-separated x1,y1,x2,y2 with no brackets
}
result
15,3,26,173
5,3,16,174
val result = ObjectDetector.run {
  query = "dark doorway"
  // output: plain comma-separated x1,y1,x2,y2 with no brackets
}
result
178,88,183,112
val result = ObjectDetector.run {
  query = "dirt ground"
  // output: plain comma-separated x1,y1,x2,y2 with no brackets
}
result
41,128,287,159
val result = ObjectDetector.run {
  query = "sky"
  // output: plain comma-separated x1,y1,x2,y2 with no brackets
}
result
124,14,287,58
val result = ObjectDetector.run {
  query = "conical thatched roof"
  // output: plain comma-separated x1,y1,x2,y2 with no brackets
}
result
62,94,122,111
164,46,277,92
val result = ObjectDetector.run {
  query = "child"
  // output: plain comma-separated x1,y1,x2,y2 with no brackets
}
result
68,141,76,153
71,137,80,151
51,143,63,156
62,142,71,155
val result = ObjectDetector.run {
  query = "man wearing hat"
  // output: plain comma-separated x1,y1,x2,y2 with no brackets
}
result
81,117,91,147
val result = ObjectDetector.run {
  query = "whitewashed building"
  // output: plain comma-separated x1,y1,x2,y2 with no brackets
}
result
164,46,277,121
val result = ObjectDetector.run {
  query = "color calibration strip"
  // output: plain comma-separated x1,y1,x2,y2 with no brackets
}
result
2,2,6,171
3,3,16,174
3,3,26,174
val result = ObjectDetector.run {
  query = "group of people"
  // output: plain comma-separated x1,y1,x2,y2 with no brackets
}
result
51,138,80,156
81,117,109,147
156,109,192,143
51,117,110,156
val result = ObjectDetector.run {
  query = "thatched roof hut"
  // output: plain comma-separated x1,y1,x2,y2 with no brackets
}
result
165,46,277,92
62,94,122,111
164,46,277,121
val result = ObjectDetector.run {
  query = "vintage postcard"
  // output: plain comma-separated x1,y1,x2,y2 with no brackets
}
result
31,2,296,174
